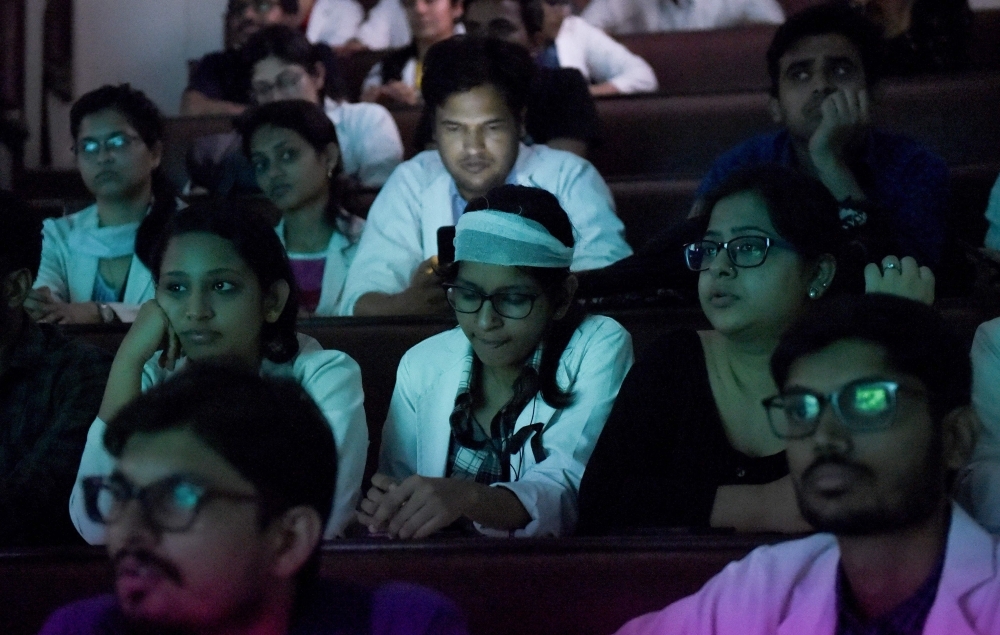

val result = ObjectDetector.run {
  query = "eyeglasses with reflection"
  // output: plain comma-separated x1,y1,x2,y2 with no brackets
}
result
683,236,795,272
73,133,142,160
82,474,259,532
762,379,926,440
251,69,305,102
442,284,540,319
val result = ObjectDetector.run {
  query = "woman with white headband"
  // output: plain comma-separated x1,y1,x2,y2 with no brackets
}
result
358,184,634,538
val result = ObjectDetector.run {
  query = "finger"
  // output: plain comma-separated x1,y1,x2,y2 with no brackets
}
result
370,473,399,491
397,505,440,540
413,514,454,539
881,256,902,275
371,480,414,527
864,262,883,290
919,265,935,282
356,510,376,526
38,312,60,324
359,497,380,515
166,327,182,371
363,485,386,504
388,495,423,537
857,89,871,125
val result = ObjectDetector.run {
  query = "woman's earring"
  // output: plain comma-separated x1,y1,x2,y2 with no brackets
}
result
327,165,334,179
808,288,819,299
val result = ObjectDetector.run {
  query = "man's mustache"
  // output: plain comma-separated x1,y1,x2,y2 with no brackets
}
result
801,455,874,484
112,548,184,585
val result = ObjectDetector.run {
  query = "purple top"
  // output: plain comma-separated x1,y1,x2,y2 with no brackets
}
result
289,256,327,314
38,581,468,635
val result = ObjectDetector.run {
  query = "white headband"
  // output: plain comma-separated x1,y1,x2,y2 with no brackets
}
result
454,209,574,268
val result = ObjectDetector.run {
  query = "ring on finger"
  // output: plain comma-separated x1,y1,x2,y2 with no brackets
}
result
882,262,899,272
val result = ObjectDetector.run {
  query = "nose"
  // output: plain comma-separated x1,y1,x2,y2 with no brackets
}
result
476,298,503,329
706,246,735,278
111,497,159,548
463,127,487,154
810,406,853,455
185,288,214,321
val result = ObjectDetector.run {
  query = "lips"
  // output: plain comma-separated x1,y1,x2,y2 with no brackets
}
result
180,330,222,346
113,551,182,603
93,170,120,183
269,183,292,200
459,160,492,174
708,291,738,308
802,461,870,495
476,337,509,349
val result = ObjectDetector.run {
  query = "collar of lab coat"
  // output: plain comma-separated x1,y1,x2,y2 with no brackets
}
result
67,204,154,305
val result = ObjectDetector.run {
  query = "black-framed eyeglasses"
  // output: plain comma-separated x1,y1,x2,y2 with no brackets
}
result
443,284,540,319
251,69,306,102
73,133,141,160
683,236,796,272
762,379,927,440
82,473,259,532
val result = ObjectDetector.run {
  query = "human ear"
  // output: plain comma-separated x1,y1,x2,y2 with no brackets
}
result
768,95,785,125
807,255,837,299
942,406,980,471
267,506,323,580
149,140,163,171
552,275,578,320
312,61,327,94
263,279,291,324
4,269,33,309
323,142,341,176
518,108,528,140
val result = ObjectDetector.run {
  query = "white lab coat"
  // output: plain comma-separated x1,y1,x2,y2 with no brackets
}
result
983,173,1000,251
957,318,1000,533
616,505,1000,635
554,16,658,94
34,204,155,323
582,0,784,35
356,0,412,50
324,98,404,187
339,144,633,315
275,214,364,316
306,0,366,47
69,334,368,542
379,315,633,536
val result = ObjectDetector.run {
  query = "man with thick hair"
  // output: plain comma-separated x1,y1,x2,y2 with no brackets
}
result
695,2,950,270
41,362,467,635
0,191,111,546
341,35,632,316
615,294,997,634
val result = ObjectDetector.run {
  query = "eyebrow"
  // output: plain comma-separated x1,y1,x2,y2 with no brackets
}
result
161,268,245,277
454,279,537,293
79,131,129,142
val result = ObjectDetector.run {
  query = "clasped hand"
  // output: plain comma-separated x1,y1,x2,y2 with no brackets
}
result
357,473,477,539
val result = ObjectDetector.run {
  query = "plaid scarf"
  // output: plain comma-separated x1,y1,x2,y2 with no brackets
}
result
446,347,547,485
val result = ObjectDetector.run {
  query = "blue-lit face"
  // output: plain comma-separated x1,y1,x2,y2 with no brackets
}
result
75,109,160,203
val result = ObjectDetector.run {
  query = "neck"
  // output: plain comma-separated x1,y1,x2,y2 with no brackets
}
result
482,361,522,393
95,184,153,227
282,190,335,253
837,502,950,621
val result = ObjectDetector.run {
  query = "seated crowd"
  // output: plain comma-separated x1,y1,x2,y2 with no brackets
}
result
5,0,1000,633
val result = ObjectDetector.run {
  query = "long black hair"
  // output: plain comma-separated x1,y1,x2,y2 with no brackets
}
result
442,184,583,408
145,197,301,364
70,84,178,267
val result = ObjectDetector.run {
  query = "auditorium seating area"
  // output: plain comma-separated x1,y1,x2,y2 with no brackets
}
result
6,10,1000,634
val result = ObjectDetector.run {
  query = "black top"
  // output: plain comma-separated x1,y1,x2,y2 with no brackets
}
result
877,0,972,76
576,329,787,536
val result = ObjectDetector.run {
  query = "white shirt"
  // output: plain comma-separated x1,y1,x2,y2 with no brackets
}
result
554,16,658,93
356,0,413,50
338,144,634,315
380,315,634,536
276,214,364,316
582,0,784,35
983,173,1000,251
34,204,155,323
324,97,404,187
616,505,1000,635
957,317,1000,533
306,0,366,47
68,334,368,542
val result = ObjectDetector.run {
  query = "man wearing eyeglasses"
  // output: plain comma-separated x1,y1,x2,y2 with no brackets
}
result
181,0,301,116
615,293,998,635
40,363,468,635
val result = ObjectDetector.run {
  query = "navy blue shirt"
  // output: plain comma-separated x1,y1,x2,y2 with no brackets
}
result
696,130,950,268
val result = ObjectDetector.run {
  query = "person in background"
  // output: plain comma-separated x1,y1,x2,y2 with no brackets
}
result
357,0,416,50
850,0,972,76
360,0,465,106
341,36,632,316
239,100,365,316
26,84,177,325
306,0,368,49
581,0,783,35
69,199,368,543
980,173,1000,255
181,0,300,116
244,25,404,187
614,294,993,635
695,2,950,270
0,191,111,546
43,363,469,635
361,185,633,538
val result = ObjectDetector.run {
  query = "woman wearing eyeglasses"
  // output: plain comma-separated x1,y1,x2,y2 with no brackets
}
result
358,185,633,538
24,85,177,325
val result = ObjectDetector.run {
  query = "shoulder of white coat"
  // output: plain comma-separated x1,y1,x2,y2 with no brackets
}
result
373,149,444,197
42,204,98,236
521,144,600,188
976,318,1000,351
566,314,632,356
397,326,468,385
720,533,839,587
337,100,395,125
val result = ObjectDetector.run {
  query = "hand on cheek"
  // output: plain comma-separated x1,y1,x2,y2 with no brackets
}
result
809,88,869,166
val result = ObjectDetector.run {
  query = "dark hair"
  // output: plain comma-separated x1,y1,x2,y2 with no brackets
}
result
422,35,535,128
144,196,300,363
463,0,545,36
236,100,352,233
442,184,582,408
696,163,859,294
0,191,42,279
227,0,299,15
766,2,883,97
69,84,179,269
105,360,334,581
241,25,344,100
771,294,971,423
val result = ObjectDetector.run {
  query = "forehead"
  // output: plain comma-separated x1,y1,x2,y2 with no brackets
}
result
437,84,514,121
252,56,304,79
784,338,898,392
456,261,541,290
466,0,524,25
250,124,308,151
780,33,863,69
160,232,254,277
78,109,138,138
706,191,778,236
118,428,253,491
